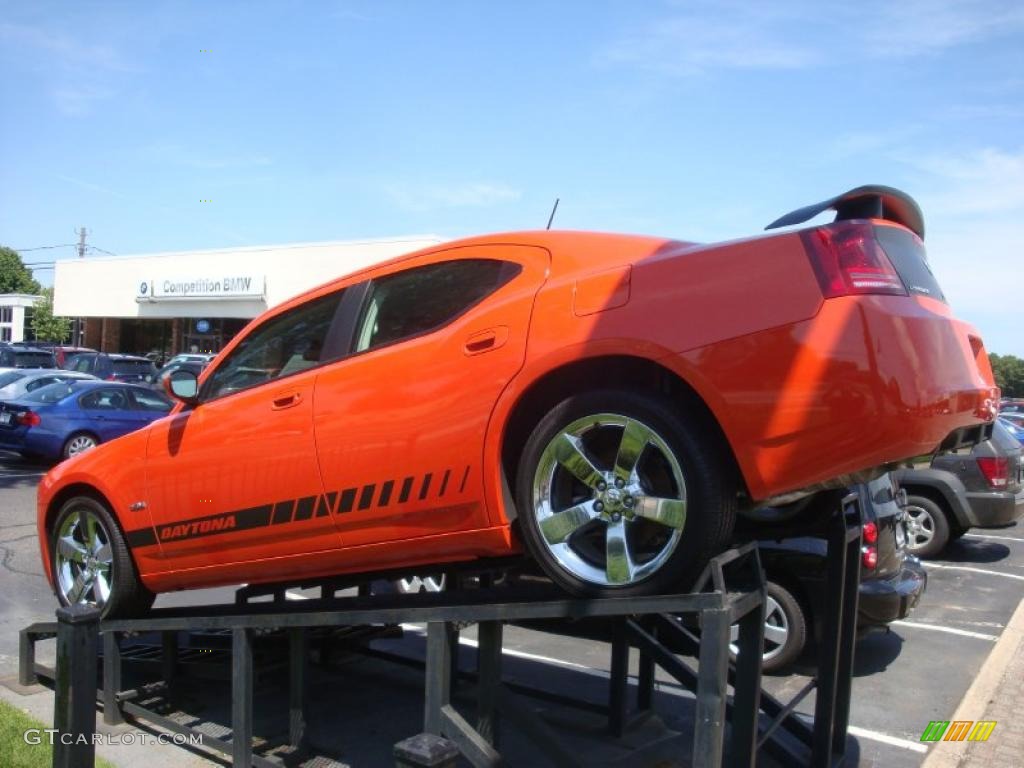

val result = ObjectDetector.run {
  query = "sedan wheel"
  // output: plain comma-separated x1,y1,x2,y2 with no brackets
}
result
63,433,98,459
515,390,736,596
54,506,114,609
729,582,807,673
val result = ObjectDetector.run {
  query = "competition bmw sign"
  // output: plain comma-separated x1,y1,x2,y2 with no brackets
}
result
137,274,265,301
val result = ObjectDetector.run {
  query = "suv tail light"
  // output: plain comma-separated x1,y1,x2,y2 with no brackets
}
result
802,222,907,298
976,456,1009,488
861,521,879,569
17,411,41,427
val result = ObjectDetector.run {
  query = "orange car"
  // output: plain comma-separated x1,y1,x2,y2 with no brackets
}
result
37,186,997,617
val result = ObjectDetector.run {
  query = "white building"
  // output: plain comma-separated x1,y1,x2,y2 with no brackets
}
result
0,293,41,343
52,236,442,354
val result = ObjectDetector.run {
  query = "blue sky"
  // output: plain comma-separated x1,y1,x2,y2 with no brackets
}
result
1,0,1022,355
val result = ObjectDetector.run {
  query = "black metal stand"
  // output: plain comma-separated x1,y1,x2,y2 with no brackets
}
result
20,492,862,767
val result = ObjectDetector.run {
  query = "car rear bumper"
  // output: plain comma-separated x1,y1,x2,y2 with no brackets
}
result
857,557,927,629
964,488,1024,528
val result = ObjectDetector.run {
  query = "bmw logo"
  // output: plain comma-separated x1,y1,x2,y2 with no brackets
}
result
139,281,149,295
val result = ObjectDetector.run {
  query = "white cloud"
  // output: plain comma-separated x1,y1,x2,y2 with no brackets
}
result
862,0,1024,57
384,182,521,212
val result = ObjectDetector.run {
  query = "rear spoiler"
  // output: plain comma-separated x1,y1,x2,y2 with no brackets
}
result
765,185,925,240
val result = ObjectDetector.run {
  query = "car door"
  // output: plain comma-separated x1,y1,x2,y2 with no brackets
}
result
77,387,142,442
142,289,345,570
312,244,549,548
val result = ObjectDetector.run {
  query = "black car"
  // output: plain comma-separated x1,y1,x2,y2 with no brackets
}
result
0,345,57,369
895,419,1024,557
745,474,926,672
62,352,159,385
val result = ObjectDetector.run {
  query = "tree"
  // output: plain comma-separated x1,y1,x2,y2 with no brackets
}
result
30,287,71,343
0,246,42,294
990,353,1024,399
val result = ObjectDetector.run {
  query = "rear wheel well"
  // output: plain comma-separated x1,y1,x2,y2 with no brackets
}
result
501,356,746,509
901,485,958,525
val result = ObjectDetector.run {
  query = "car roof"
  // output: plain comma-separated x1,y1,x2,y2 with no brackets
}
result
108,354,153,362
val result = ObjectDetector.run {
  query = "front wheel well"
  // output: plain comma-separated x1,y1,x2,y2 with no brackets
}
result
901,485,959,525
46,483,115,539
500,355,747,504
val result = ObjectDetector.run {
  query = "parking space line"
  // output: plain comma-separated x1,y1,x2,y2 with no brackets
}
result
847,725,928,754
0,472,46,478
891,620,999,641
963,532,1024,542
923,563,1024,581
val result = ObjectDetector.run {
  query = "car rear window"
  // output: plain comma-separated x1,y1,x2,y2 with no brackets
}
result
0,371,26,388
24,382,77,404
113,360,155,375
15,351,56,367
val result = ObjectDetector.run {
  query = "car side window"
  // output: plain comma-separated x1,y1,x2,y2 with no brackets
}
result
80,388,128,410
26,377,57,392
353,259,521,353
129,389,173,412
201,291,343,401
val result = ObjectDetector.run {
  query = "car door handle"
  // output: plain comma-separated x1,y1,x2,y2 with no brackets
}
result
464,326,509,355
271,392,303,410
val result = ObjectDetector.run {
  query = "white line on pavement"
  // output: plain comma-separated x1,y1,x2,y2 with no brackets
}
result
963,532,1024,542
0,472,46,478
891,620,999,641
847,725,928,754
923,563,1024,581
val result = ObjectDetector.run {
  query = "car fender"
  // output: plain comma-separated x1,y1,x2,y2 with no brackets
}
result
892,467,973,527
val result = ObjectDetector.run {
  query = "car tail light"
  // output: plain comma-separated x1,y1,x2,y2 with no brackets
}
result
863,521,878,544
17,411,41,427
802,221,907,298
976,456,1009,488
862,545,878,570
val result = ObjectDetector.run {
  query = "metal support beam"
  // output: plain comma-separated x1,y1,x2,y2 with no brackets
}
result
729,588,765,768
425,622,453,735
161,630,178,685
694,607,730,768
476,620,502,748
232,628,254,768
18,628,35,686
608,619,630,736
289,627,306,748
53,605,100,768
102,631,124,725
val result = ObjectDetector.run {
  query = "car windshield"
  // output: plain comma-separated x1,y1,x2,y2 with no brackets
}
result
15,352,55,367
113,360,154,375
24,382,78,404
0,371,26,388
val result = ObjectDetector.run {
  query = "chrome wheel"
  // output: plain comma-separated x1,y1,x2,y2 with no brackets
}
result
531,413,687,587
64,434,97,458
54,507,114,608
396,574,446,594
905,504,935,552
730,594,790,662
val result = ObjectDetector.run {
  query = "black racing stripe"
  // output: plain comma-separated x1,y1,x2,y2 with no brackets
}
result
439,469,451,497
316,492,337,517
378,480,394,507
338,488,357,513
358,484,376,511
459,465,470,493
399,477,414,503
156,505,272,544
126,527,158,548
272,500,295,525
294,496,316,521
419,473,432,500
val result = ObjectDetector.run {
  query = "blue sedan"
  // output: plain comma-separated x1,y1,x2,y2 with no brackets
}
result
0,380,172,461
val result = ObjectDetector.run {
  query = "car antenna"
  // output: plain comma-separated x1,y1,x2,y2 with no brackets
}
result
546,198,560,230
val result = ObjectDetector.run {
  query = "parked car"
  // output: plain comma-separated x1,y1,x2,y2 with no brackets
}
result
998,416,1024,445
50,346,97,367
895,419,1024,557
0,345,57,369
0,381,172,462
35,185,997,617
156,359,210,384
0,370,97,401
747,475,926,672
165,353,216,367
63,352,159,385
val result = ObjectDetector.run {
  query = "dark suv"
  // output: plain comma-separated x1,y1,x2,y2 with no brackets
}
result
0,345,57,369
749,474,926,671
62,352,159,385
895,419,1024,557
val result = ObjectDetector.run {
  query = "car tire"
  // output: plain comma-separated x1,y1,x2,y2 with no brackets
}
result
50,496,154,619
515,389,736,597
731,581,807,674
62,432,99,460
903,495,950,558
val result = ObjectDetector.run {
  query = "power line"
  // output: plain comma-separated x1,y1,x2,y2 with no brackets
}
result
87,245,118,256
13,244,78,251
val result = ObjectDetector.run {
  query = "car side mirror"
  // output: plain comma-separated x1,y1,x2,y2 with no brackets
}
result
165,370,199,404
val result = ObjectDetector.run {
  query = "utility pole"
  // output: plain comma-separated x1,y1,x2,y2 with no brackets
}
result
72,227,89,345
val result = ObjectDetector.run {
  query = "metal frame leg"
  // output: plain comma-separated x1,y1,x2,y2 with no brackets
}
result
53,606,100,768
425,622,453,735
694,607,730,768
608,619,630,736
289,627,306,748
103,631,124,726
476,620,502,748
729,592,765,768
232,628,254,768
18,628,35,687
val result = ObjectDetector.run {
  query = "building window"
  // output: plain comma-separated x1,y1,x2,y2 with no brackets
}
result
0,307,11,323
0,327,10,342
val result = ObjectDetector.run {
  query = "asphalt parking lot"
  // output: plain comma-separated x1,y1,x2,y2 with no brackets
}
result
1,450,1021,767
